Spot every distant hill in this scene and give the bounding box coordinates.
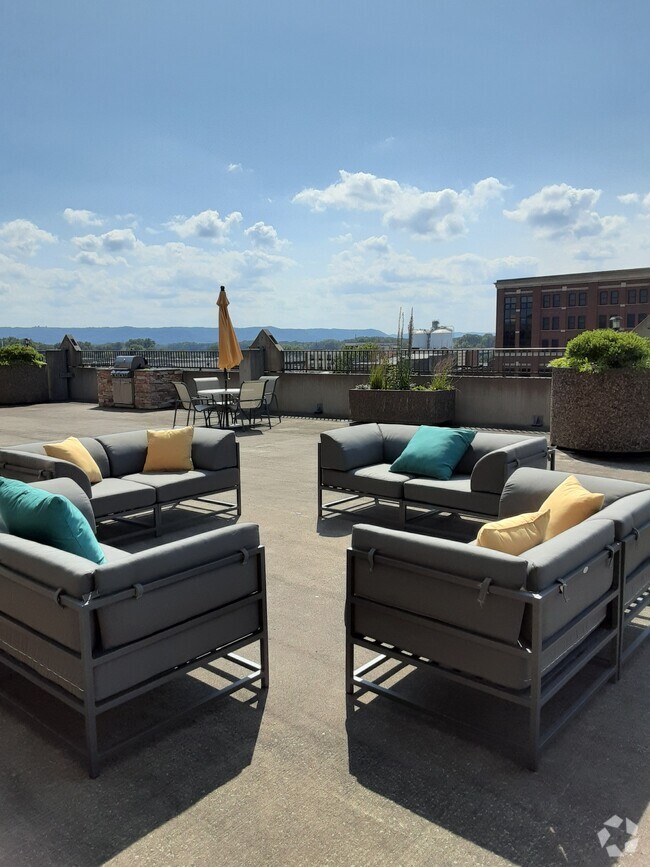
[0,325,390,346]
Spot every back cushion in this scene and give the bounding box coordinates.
[95,431,149,477]
[78,437,111,478]
[320,424,383,471]
[378,424,419,463]
[191,428,238,470]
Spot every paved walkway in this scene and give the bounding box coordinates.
[0,404,647,866]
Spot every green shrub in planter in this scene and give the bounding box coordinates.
[549,329,650,373]
[0,343,46,366]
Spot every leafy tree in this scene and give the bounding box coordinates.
[453,333,495,349]
[124,338,156,351]
[0,343,46,366]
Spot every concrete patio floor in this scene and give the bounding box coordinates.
[0,403,648,867]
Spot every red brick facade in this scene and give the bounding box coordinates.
[495,267,650,348]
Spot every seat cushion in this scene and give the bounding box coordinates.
[390,426,476,480]
[123,468,239,504]
[403,477,499,516]
[321,464,410,500]
[88,477,157,517]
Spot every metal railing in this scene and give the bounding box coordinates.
[81,349,219,368]
[283,347,564,376]
[81,346,564,376]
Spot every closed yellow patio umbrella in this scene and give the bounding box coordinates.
[217,285,243,387]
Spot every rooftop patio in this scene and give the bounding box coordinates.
[0,403,647,866]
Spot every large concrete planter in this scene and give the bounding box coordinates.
[349,388,455,425]
[0,364,48,405]
[550,368,650,452]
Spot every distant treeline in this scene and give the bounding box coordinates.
[0,333,495,352]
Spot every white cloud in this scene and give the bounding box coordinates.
[244,222,285,249]
[292,171,506,240]
[63,208,104,227]
[228,163,243,173]
[0,219,57,257]
[165,209,243,240]
[504,183,625,241]
[617,193,640,205]
[644,192,650,208]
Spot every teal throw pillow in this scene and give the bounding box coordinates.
[0,478,106,564]
[390,426,476,480]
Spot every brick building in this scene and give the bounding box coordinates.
[495,267,650,348]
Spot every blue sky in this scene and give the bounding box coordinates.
[1,1,649,334]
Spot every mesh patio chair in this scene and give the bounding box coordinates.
[233,380,271,429]
[172,381,218,428]
[260,375,281,423]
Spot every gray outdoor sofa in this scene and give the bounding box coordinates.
[0,477,268,776]
[346,467,650,768]
[0,427,241,535]
[319,424,551,524]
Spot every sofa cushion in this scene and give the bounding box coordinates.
[540,475,604,540]
[191,427,238,470]
[455,432,533,475]
[95,431,149,477]
[123,467,240,504]
[403,476,499,516]
[377,424,419,463]
[476,509,551,556]
[143,427,194,473]
[0,478,105,564]
[321,465,410,500]
[44,436,103,484]
[390,426,476,480]
[86,477,157,518]
[31,477,97,531]
[320,424,383,472]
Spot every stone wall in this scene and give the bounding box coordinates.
[97,369,182,409]
[0,365,49,405]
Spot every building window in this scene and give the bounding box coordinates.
[598,314,607,328]
[599,290,608,304]
[567,315,576,329]
[542,316,549,331]
[552,293,561,307]
[542,294,551,308]
[640,312,648,323]
[578,291,587,306]
[541,339,549,347]
[568,292,576,307]
[627,288,637,304]
[551,316,560,330]
[577,315,586,330]
[519,295,533,347]
[610,290,619,304]
[503,296,516,347]
[627,313,636,329]
[551,339,559,347]
[640,288,648,303]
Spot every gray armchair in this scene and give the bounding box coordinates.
[0,478,268,776]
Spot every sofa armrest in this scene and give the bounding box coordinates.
[93,522,263,649]
[320,424,383,472]
[470,438,548,496]
[0,449,92,497]
[350,523,528,591]
[191,427,239,470]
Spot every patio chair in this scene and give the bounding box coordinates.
[172,381,217,428]
[260,375,281,423]
[234,380,271,429]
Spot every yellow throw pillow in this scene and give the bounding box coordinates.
[43,436,103,484]
[539,475,604,540]
[476,509,551,556]
[143,427,194,473]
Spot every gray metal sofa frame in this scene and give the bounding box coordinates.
[0,480,268,777]
[319,424,552,526]
[0,428,241,536]
[346,467,650,769]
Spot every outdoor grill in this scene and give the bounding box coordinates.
[110,355,147,406]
